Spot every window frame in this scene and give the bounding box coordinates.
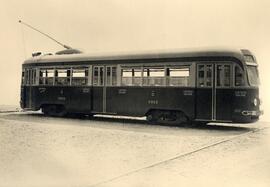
[215,63,232,88]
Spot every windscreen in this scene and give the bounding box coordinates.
[247,66,259,86]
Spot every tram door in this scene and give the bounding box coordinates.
[92,66,105,112]
[196,64,215,120]
[92,66,117,113]
[25,68,36,108]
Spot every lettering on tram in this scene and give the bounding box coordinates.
[20,48,262,125]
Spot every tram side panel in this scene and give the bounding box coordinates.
[106,87,195,119]
[216,88,233,121]
[33,86,67,111]
[66,86,92,113]
[195,88,213,120]
[32,86,92,114]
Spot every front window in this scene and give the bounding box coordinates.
[247,66,259,86]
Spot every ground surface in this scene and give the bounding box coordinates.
[0,109,269,187]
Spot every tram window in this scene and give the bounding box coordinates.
[235,66,244,86]
[112,67,117,86]
[39,70,45,85]
[216,65,222,87]
[25,71,28,85]
[143,68,164,86]
[121,68,134,86]
[122,69,132,77]
[169,67,189,77]
[21,70,25,85]
[46,69,54,85]
[39,69,54,85]
[55,69,71,85]
[72,68,88,86]
[198,65,205,87]
[197,65,212,87]
[167,67,189,86]
[224,65,231,86]
[25,69,29,85]
[93,67,99,86]
[132,68,142,86]
[216,65,231,87]
[100,67,104,86]
[39,69,48,85]
[106,67,111,86]
[206,65,212,86]
[93,66,104,86]
[32,70,36,85]
[122,69,133,86]
[106,67,117,86]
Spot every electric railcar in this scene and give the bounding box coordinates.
[20,48,262,125]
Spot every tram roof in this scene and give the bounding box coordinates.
[23,48,253,65]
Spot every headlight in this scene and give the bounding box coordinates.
[253,98,258,106]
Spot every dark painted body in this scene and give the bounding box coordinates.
[20,49,262,123]
[21,85,260,123]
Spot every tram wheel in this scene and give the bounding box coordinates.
[42,105,66,117]
[146,111,157,124]
[146,110,189,126]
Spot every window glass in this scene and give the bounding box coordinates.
[122,69,132,77]
[47,70,54,77]
[122,68,142,86]
[32,70,36,85]
[112,67,117,86]
[149,68,164,77]
[106,67,117,86]
[46,69,54,85]
[122,69,133,86]
[55,69,71,85]
[133,69,141,77]
[247,66,259,86]
[72,68,88,86]
[235,66,244,86]
[216,65,222,87]
[39,69,46,85]
[106,67,111,86]
[132,68,142,86]
[244,55,254,62]
[73,69,86,77]
[100,67,104,86]
[39,69,54,85]
[198,65,204,87]
[143,67,164,86]
[143,69,149,77]
[26,69,31,85]
[197,65,212,87]
[93,67,99,86]
[21,70,25,85]
[167,67,190,87]
[206,65,212,87]
[170,68,189,77]
[93,67,104,86]
[224,65,231,87]
[216,65,231,87]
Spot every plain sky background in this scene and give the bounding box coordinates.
[0,0,269,121]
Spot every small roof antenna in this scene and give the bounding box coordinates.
[18,20,82,54]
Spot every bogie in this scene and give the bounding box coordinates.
[146,110,189,126]
[42,105,66,117]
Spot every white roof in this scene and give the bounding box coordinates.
[23,47,251,64]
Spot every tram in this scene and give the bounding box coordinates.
[20,48,262,125]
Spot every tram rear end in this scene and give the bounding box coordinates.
[232,52,262,123]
